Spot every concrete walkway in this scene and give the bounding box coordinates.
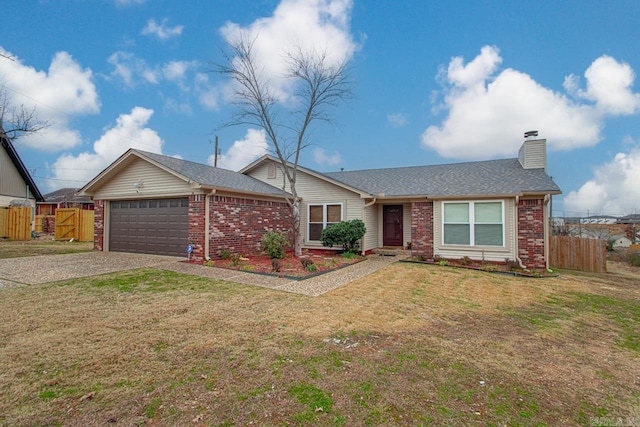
[0,252,408,296]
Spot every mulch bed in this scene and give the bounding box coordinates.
[401,257,556,277]
[203,251,364,279]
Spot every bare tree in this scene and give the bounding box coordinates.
[215,38,352,256]
[0,84,49,141]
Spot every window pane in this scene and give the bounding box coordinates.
[444,224,470,245]
[475,224,503,246]
[475,202,502,223]
[309,223,323,240]
[327,205,341,223]
[444,203,469,222]
[309,205,323,222]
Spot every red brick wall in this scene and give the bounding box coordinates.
[411,201,434,258]
[518,198,546,270]
[188,194,206,261]
[207,195,293,260]
[93,200,105,251]
[42,215,56,234]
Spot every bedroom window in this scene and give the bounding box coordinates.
[443,201,504,246]
[308,203,342,241]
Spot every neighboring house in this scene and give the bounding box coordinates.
[612,235,633,248]
[0,132,44,210]
[81,134,561,269]
[37,188,94,216]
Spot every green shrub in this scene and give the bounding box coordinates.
[320,219,366,253]
[630,252,640,267]
[262,231,288,260]
[219,249,231,260]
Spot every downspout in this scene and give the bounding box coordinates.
[514,196,526,269]
[543,194,551,271]
[361,197,377,256]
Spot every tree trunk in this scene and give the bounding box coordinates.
[292,199,302,257]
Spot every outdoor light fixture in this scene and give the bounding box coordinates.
[133,180,144,193]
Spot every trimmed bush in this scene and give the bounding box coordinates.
[320,219,366,253]
[262,231,288,260]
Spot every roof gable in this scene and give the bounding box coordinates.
[81,149,289,198]
[240,154,371,198]
[0,133,44,202]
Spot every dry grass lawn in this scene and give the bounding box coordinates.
[0,249,639,425]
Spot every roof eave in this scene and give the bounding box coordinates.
[1,135,44,202]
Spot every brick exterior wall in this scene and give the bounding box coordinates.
[188,194,206,261]
[517,198,546,270]
[42,215,56,234]
[93,200,105,251]
[208,196,292,259]
[410,201,434,258]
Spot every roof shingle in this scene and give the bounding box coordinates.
[135,150,289,197]
[322,158,561,197]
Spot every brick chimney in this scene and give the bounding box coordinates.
[518,130,547,170]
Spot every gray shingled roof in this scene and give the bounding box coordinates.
[323,158,561,198]
[135,150,289,197]
[42,188,93,203]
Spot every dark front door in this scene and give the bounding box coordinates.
[383,205,403,247]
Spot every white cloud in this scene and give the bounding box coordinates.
[108,51,158,87]
[387,113,407,128]
[195,73,219,110]
[209,128,268,171]
[47,107,163,189]
[313,147,341,166]
[422,46,640,159]
[565,55,640,115]
[108,52,198,92]
[220,0,358,102]
[141,18,184,40]
[563,146,640,215]
[0,48,100,151]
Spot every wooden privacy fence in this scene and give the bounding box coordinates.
[0,206,33,240]
[54,208,94,242]
[550,235,606,273]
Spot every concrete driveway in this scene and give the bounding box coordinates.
[0,251,408,296]
[0,252,182,289]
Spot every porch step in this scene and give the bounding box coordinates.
[372,248,410,257]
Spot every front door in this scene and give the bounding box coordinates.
[383,205,403,247]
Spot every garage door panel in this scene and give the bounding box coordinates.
[109,198,188,256]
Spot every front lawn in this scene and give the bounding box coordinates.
[0,237,93,258]
[0,262,638,426]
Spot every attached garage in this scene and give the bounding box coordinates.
[80,149,293,261]
[109,198,188,256]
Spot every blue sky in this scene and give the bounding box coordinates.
[2,0,640,217]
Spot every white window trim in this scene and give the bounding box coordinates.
[307,202,344,242]
[441,200,505,247]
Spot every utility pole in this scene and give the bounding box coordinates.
[214,135,219,167]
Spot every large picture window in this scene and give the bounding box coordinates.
[308,203,342,241]
[443,201,503,246]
